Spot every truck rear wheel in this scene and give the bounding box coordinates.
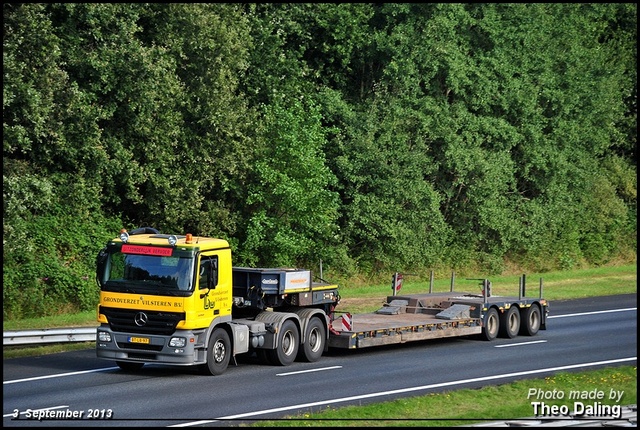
[480,307,500,341]
[267,319,299,366]
[201,328,231,375]
[297,317,325,362]
[499,306,520,338]
[519,304,541,336]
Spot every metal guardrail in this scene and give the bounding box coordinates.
[3,328,97,346]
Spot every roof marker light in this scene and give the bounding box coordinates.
[168,235,178,246]
[185,233,193,244]
[119,229,129,243]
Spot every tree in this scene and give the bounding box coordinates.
[238,98,341,268]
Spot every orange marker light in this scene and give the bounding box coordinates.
[185,233,193,244]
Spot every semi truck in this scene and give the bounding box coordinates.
[95,227,548,375]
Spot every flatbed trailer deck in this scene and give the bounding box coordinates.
[328,279,548,349]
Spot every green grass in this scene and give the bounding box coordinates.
[248,366,637,427]
[3,310,98,331]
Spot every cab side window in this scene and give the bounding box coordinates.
[199,256,219,290]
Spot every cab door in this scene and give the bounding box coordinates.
[195,251,232,322]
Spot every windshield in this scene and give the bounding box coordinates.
[101,251,195,295]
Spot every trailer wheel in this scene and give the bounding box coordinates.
[519,304,541,336]
[116,361,144,371]
[267,319,299,366]
[297,317,326,363]
[499,306,520,339]
[201,328,231,375]
[481,307,500,341]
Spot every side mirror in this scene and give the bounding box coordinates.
[211,258,218,288]
[95,248,108,285]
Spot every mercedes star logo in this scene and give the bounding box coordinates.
[134,312,148,326]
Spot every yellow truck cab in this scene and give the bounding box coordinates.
[96,227,339,375]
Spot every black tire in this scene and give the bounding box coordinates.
[116,361,144,371]
[297,317,326,363]
[480,307,500,341]
[499,306,520,339]
[266,319,299,366]
[201,328,231,376]
[519,304,542,336]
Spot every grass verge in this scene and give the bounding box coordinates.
[247,366,637,427]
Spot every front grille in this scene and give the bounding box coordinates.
[100,306,185,335]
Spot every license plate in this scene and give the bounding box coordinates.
[128,336,150,344]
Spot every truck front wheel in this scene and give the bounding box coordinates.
[297,317,326,362]
[202,328,231,376]
[267,319,299,366]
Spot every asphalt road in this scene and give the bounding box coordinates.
[3,294,637,427]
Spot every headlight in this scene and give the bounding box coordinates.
[98,331,112,342]
[169,337,186,348]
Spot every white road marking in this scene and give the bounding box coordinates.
[3,367,119,385]
[277,366,342,376]
[494,340,548,348]
[548,307,636,318]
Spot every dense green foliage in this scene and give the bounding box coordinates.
[3,3,636,319]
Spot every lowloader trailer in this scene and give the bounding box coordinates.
[328,274,548,349]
